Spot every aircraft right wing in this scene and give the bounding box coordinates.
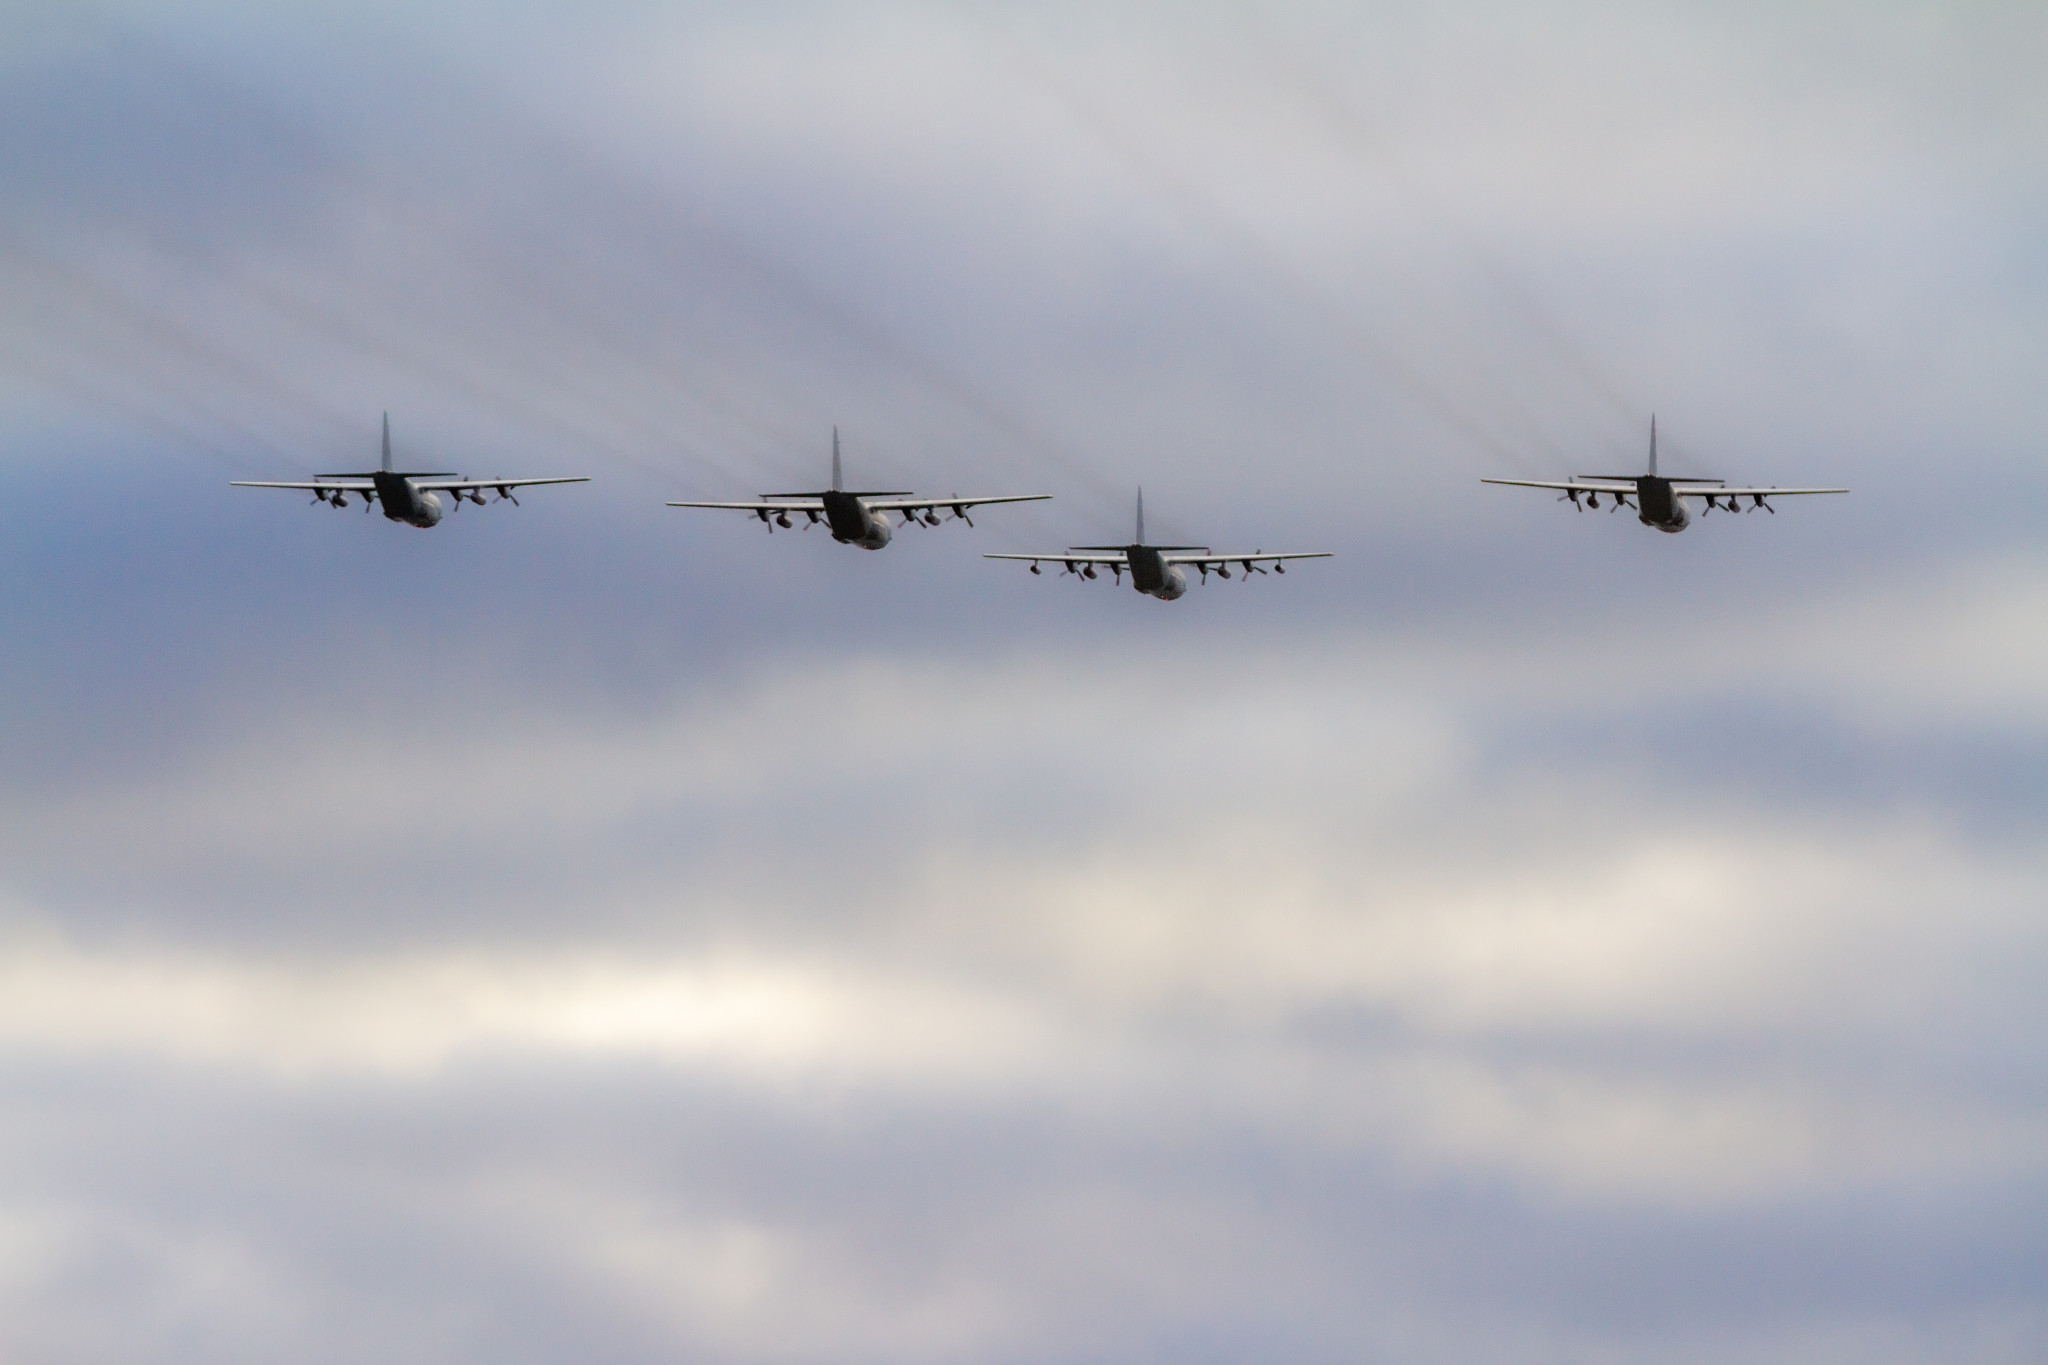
[1159,550,1333,578]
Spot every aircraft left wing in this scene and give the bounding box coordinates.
[666,498,825,510]
[1480,478,1634,494]
[985,550,1130,568]
[229,479,377,490]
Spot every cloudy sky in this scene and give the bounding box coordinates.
[2,2,2045,1360]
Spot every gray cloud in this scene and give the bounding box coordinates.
[1,2,2045,1360]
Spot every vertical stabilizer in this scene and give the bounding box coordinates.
[831,426,841,491]
[382,412,393,472]
[1136,487,1146,544]
[1649,414,1658,476]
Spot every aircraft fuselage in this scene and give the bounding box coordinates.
[1126,545,1188,600]
[821,490,892,550]
[370,471,445,528]
[1633,474,1690,534]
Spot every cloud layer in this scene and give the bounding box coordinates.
[2,3,2046,1361]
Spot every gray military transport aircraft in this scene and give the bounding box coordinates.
[231,414,589,528]
[1482,418,1847,533]
[986,489,1331,600]
[667,428,1048,549]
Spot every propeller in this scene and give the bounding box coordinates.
[950,504,974,527]
[1197,564,1211,582]
[495,485,519,506]
[1562,489,1583,511]
[1752,494,1773,513]
[1244,559,1267,578]
[363,490,375,512]
[1110,563,1124,583]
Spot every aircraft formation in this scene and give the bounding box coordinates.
[232,413,1847,599]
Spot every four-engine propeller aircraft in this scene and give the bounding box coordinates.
[231,414,590,528]
[986,489,1331,600]
[667,428,1049,550]
[1482,418,1847,533]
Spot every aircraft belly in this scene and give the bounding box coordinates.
[1128,549,1166,594]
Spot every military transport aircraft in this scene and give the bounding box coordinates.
[667,428,1048,550]
[232,414,589,527]
[986,489,1331,600]
[1482,418,1847,533]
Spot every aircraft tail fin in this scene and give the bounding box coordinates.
[382,412,392,473]
[1649,414,1657,477]
[1136,486,1146,544]
[831,426,841,492]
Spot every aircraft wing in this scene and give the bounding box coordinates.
[230,479,377,490]
[985,551,1131,572]
[860,494,1051,517]
[666,498,825,511]
[1480,478,1636,493]
[1160,550,1332,578]
[408,477,590,492]
[1480,478,1847,497]
[231,477,588,492]
[1675,484,1848,498]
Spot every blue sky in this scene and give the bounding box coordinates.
[2,3,2045,1361]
